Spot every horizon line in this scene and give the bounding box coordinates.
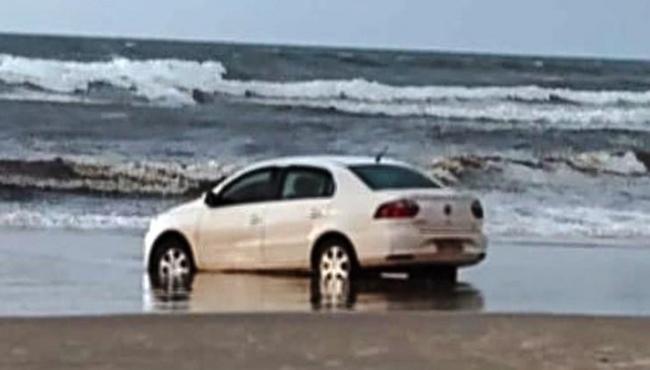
[1,29,649,63]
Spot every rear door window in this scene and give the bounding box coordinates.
[349,164,440,190]
[281,167,334,199]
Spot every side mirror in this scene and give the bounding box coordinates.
[204,191,221,207]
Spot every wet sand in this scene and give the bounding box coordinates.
[2,228,650,316]
[2,312,650,370]
[2,228,650,369]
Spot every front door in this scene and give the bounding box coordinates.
[197,167,280,270]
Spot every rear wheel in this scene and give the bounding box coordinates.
[313,239,358,308]
[314,240,357,280]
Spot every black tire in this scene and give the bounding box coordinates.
[312,238,358,310]
[313,238,358,280]
[148,237,196,290]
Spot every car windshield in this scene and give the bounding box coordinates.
[349,164,440,190]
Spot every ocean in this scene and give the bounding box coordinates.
[0,33,649,240]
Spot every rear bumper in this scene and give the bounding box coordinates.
[381,248,486,268]
[355,222,487,269]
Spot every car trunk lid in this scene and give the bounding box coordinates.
[376,189,483,233]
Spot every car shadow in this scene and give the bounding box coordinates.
[144,271,484,313]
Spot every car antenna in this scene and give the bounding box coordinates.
[375,146,389,163]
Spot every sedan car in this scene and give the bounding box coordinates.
[144,156,487,285]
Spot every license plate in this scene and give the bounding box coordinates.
[436,241,462,254]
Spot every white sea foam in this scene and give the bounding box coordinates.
[0,208,148,230]
[257,98,650,127]
[487,199,650,239]
[240,81,650,106]
[564,151,647,176]
[0,89,109,105]
[0,54,227,105]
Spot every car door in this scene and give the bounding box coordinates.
[262,166,335,269]
[197,167,280,270]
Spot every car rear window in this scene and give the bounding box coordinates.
[349,164,440,190]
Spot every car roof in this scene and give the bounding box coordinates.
[246,155,408,170]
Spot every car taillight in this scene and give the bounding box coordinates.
[374,199,420,219]
[471,200,484,219]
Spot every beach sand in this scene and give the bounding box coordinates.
[1,312,650,370]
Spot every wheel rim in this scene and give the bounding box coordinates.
[320,245,351,280]
[158,247,191,281]
[317,244,353,308]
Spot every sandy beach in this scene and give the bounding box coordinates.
[1,312,650,370]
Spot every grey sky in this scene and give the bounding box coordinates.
[1,0,649,59]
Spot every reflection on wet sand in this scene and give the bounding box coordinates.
[144,272,484,313]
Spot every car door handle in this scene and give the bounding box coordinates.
[250,214,262,226]
[309,208,323,219]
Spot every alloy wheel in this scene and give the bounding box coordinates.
[158,247,191,282]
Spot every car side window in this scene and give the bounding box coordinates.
[281,167,334,200]
[219,168,279,205]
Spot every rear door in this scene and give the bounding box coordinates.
[197,167,280,270]
[262,166,335,269]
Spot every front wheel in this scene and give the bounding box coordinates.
[149,239,195,289]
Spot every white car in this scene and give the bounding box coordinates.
[144,156,486,285]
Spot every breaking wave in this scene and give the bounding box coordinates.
[428,150,650,198]
[1,54,650,125]
[428,150,650,240]
[0,156,235,196]
[430,150,650,185]
[0,54,227,105]
[0,152,648,239]
[1,150,648,198]
[259,99,650,127]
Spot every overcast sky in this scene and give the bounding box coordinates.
[1,0,649,59]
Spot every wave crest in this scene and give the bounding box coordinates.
[0,54,227,105]
[1,150,647,197]
[0,157,234,196]
[430,150,649,185]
